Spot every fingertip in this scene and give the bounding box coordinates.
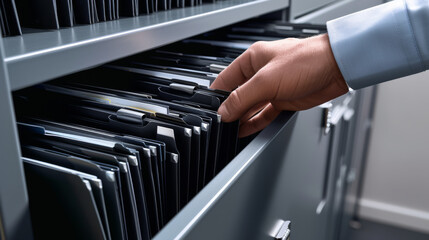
[210,77,222,90]
[217,103,231,122]
[211,69,231,91]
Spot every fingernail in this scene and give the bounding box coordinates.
[218,103,229,121]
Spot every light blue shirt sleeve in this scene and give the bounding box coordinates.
[327,0,429,89]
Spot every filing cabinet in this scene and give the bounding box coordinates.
[0,0,381,240]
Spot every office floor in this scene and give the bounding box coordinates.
[347,220,429,240]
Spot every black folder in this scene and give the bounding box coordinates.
[15,0,59,29]
[22,145,114,240]
[73,0,92,24]
[139,0,149,14]
[0,0,21,36]
[56,0,74,27]
[23,157,107,240]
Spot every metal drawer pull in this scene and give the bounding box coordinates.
[318,94,356,135]
[274,220,291,240]
[318,102,333,134]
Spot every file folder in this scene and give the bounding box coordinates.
[23,157,107,240]
[22,145,113,240]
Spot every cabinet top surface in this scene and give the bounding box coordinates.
[3,0,288,91]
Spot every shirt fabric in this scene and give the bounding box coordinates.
[327,0,429,89]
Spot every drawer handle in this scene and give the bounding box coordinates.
[274,220,291,240]
[319,102,333,135]
[319,98,355,135]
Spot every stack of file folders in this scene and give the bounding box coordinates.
[3,0,209,36]
[14,20,325,240]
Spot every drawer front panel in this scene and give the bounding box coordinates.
[154,112,297,240]
[184,113,298,240]
[263,107,334,240]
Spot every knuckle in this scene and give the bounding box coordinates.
[286,37,299,42]
[245,41,270,76]
[279,37,299,46]
[249,41,268,52]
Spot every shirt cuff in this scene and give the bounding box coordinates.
[327,0,424,89]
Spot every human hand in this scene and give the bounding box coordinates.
[210,34,349,137]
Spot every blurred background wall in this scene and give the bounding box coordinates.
[358,71,429,233]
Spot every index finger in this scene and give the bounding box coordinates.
[210,43,266,91]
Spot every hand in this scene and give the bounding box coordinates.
[210,34,349,138]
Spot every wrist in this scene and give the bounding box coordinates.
[322,34,349,94]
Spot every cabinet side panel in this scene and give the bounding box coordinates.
[0,39,34,240]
